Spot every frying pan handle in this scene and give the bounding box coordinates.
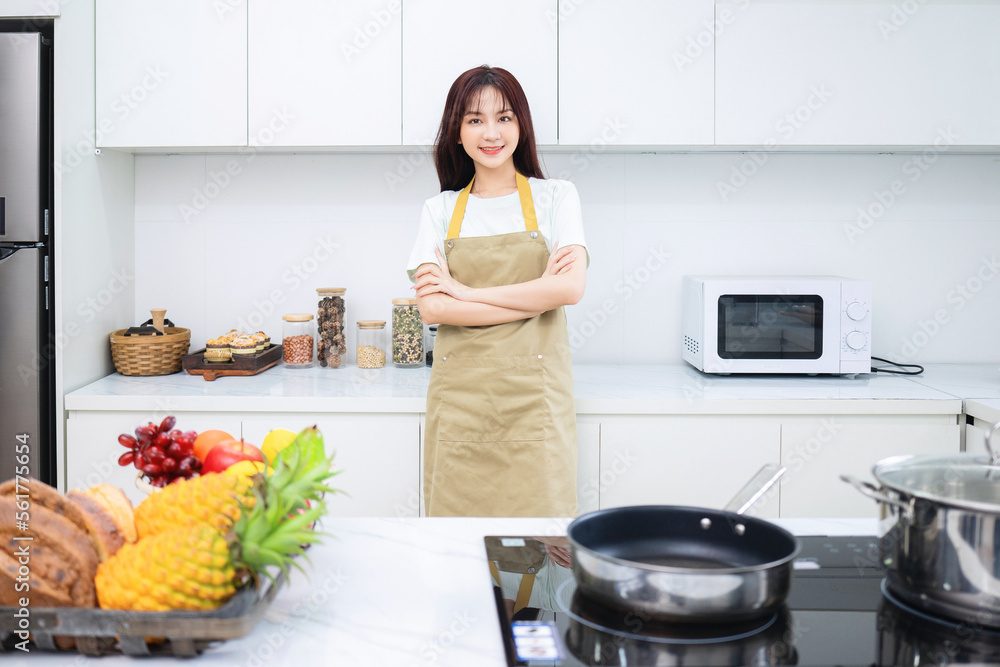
[840,474,914,521]
[723,463,786,515]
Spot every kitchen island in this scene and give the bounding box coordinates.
[7,516,877,667]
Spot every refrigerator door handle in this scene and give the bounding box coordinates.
[1,196,5,236]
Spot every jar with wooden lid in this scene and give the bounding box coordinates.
[356,320,386,369]
[391,298,424,368]
[281,313,314,368]
[316,287,347,369]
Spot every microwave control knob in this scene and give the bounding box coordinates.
[845,330,867,350]
[845,301,868,321]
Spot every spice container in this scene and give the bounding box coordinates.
[317,288,347,369]
[392,298,424,368]
[425,325,437,367]
[356,320,386,369]
[281,313,315,368]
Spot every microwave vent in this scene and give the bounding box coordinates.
[683,335,699,355]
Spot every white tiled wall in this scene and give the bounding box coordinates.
[134,151,1000,365]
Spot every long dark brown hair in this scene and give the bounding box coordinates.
[433,65,544,192]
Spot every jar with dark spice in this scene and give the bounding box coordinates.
[281,313,315,368]
[316,287,347,369]
[391,298,424,368]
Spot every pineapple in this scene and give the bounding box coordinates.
[96,427,336,612]
[134,471,256,539]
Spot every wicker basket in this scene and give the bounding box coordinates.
[110,309,191,376]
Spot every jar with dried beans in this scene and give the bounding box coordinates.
[316,287,347,369]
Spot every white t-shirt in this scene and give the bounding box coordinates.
[406,177,587,281]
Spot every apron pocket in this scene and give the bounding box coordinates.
[437,354,547,443]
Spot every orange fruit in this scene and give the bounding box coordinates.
[192,429,234,462]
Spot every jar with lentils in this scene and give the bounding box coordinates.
[356,320,386,368]
[281,313,315,368]
[316,287,346,369]
[391,298,424,368]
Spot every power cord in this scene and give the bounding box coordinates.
[870,356,924,375]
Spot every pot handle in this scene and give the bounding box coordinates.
[985,421,1000,466]
[723,463,786,515]
[840,474,914,521]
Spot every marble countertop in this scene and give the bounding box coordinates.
[64,363,979,416]
[7,516,877,667]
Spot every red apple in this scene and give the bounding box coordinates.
[201,438,265,474]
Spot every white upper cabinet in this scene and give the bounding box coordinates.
[400,0,558,146]
[248,1,402,146]
[95,0,248,148]
[716,3,1000,146]
[559,0,715,146]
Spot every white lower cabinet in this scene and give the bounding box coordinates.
[779,416,960,518]
[241,413,420,518]
[597,417,781,518]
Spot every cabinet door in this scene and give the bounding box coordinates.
[401,0,557,145]
[780,417,960,518]
[576,420,601,515]
[559,0,714,146]
[248,0,401,146]
[65,412,242,506]
[95,0,247,148]
[241,414,420,517]
[599,417,781,518]
[716,3,1000,146]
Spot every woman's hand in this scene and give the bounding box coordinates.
[413,247,473,301]
[543,245,576,278]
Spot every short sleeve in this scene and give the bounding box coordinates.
[406,198,447,282]
[547,180,589,265]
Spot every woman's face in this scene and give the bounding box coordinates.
[458,87,519,173]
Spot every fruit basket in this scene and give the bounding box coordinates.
[0,570,284,657]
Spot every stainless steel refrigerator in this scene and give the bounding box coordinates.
[0,20,55,485]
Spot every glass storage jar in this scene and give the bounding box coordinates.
[392,298,424,368]
[316,287,347,369]
[356,320,386,368]
[281,313,315,368]
[425,325,437,367]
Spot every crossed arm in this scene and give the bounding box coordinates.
[413,245,587,326]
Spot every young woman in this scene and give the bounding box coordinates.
[407,65,588,517]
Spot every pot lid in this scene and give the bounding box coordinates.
[873,453,1000,513]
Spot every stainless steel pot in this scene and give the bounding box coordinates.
[567,465,798,623]
[842,423,1000,628]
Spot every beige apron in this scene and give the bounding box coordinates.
[423,173,578,517]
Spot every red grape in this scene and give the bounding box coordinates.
[159,415,177,433]
[161,457,178,473]
[166,442,184,459]
[150,475,169,488]
[141,463,162,477]
[146,446,165,464]
[135,423,156,443]
[153,431,170,448]
[118,433,137,449]
[118,451,135,466]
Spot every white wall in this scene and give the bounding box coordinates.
[134,150,1000,366]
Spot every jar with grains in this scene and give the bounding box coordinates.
[356,320,386,369]
[316,287,347,369]
[281,313,315,368]
[391,298,424,368]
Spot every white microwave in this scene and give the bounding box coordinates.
[682,275,872,375]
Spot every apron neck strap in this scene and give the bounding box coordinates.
[446,172,538,240]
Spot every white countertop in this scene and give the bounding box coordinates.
[7,516,876,667]
[65,363,973,415]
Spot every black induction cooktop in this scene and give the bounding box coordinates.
[484,535,1000,666]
